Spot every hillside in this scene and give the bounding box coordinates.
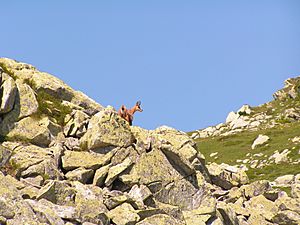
[0,58,300,225]
[190,77,300,183]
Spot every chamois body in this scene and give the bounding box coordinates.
[118,101,143,125]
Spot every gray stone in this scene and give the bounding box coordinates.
[65,167,94,183]
[62,149,115,171]
[0,74,17,114]
[251,134,270,149]
[108,203,140,225]
[80,107,135,150]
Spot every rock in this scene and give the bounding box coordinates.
[241,180,272,199]
[274,174,295,187]
[245,195,278,221]
[15,79,39,119]
[103,190,130,210]
[238,104,252,115]
[37,180,76,205]
[93,165,110,187]
[251,134,270,149]
[210,152,218,158]
[291,136,300,143]
[63,137,81,151]
[73,182,109,224]
[0,144,12,167]
[62,149,116,171]
[217,201,239,225]
[65,167,94,183]
[1,116,61,147]
[207,163,249,190]
[247,212,274,225]
[136,214,181,225]
[7,143,63,179]
[0,58,103,115]
[21,175,44,187]
[34,199,76,220]
[0,73,17,114]
[269,149,290,164]
[230,117,250,130]
[64,110,89,138]
[273,77,300,100]
[154,126,198,163]
[119,147,211,212]
[291,183,300,198]
[272,210,300,225]
[284,108,300,120]
[25,199,65,225]
[276,196,300,214]
[105,157,133,186]
[80,107,135,150]
[107,203,140,225]
[226,111,239,124]
[0,175,39,224]
[128,184,152,205]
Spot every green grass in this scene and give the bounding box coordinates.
[195,121,300,182]
[35,89,72,126]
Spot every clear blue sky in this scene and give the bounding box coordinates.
[1,1,300,131]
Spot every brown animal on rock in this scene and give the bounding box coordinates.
[118,101,143,125]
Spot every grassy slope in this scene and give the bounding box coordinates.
[193,98,300,182]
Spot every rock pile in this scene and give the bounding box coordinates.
[1,58,300,225]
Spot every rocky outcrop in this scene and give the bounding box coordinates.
[1,58,300,225]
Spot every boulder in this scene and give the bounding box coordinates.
[241,180,272,199]
[107,203,140,225]
[93,165,110,187]
[73,182,109,224]
[65,167,94,183]
[105,157,133,186]
[136,214,182,225]
[238,104,252,115]
[291,183,300,198]
[72,182,109,225]
[62,149,116,171]
[128,184,152,206]
[64,110,89,138]
[0,73,17,114]
[6,143,63,179]
[37,180,76,206]
[207,163,249,190]
[245,195,278,221]
[0,175,39,224]
[0,58,103,115]
[0,144,12,167]
[269,149,290,164]
[275,195,300,213]
[15,79,39,119]
[25,199,65,225]
[80,107,135,150]
[230,117,249,130]
[226,111,239,124]
[1,116,61,146]
[251,134,270,149]
[274,174,295,187]
[272,210,300,225]
[217,201,239,225]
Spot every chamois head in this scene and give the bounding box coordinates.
[135,101,143,112]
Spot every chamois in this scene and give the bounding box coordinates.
[118,101,143,125]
